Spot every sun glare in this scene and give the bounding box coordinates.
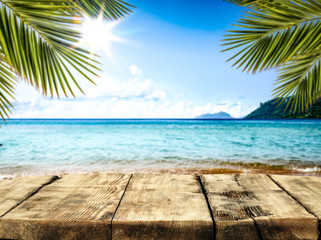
[79,17,122,57]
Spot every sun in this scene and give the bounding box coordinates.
[78,16,122,57]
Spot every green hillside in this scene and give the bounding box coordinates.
[244,98,321,119]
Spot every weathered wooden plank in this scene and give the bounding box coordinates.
[0,173,131,240]
[0,175,57,217]
[201,174,260,240]
[112,174,214,240]
[270,175,321,219]
[201,174,318,240]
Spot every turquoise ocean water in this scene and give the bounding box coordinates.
[0,119,321,178]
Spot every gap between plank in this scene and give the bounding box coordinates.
[110,174,133,240]
[267,174,321,240]
[247,208,264,240]
[0,175,59,218]
[198,175,216,240]
[233,174,264,240]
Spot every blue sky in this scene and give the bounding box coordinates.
[13,0,276,118]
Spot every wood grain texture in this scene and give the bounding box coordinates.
[201,174,318,240]
[0,175,57,217]
[112,174,214,240]
[270,175,321,219]
[0,173,131,240]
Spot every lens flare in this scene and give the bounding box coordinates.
[78,16,122,58]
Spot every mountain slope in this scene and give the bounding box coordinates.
[245,98,321,119]
[195,111,234,119]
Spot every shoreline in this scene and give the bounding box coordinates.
[1,165,321,180]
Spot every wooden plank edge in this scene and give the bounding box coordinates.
[215,219,261,240]
[112,219,214,240]
[268,174,320,240]
[255,216,319,240]
[0,175,59,218]
[0,218,110,240]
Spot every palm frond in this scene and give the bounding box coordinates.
[75,0,134,19]
[0,1,98,96]
[224,0,288,8]
[224,0,321,110]
[0,0,133,119]
[274,54,321,112]
[0,50,16,119]
[223,0,321,72]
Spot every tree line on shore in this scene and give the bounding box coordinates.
[245,98,321,119]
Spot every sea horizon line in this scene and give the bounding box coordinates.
[2,118,321,121]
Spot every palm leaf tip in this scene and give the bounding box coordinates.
[76,0,135,20]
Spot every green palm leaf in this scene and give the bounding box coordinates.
[0,0,133,119]
[225,0,288,8]
[0,48,16,119]
[75,0,134,19]
[274,54,321,112]
[224,0,321,111]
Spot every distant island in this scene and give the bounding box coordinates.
[195,111,234,119]
[245,98,321,119]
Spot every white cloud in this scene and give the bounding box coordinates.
[146,90,166,100]
[11,67,251,119]
[129,64,139,76]
[12,98,247,119]
[83,76,168,103]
